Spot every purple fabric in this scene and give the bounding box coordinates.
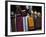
[16,15,23,32]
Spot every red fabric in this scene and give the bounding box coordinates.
[16,16,23,32]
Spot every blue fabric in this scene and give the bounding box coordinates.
[23,16,28,31]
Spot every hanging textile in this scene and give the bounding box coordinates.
[23,16,28,31]
[28,16,34,31]
[16,15,23,32]
[34,16,41,30]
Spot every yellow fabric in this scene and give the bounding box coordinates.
[28,16,34,29]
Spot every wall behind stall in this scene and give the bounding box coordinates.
[0,0,46,37]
